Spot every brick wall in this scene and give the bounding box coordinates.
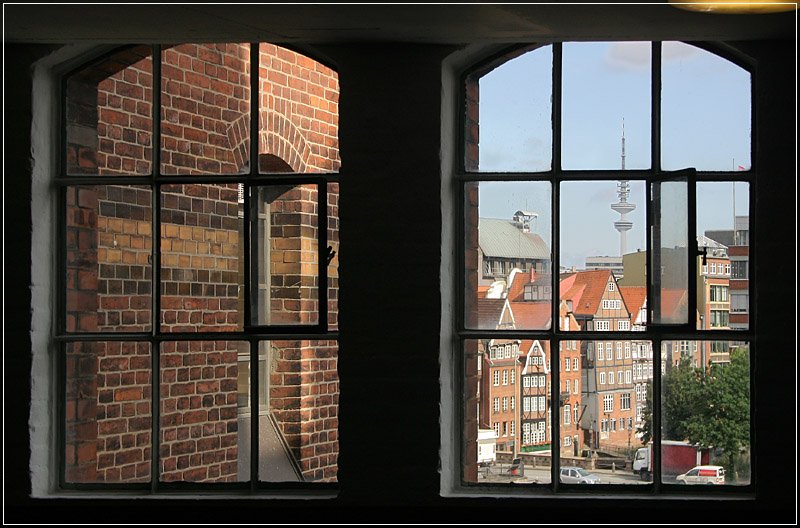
[64,43,340,484]
[159,340,238,482]
[258,43,340,173]
[462,74,481,483]
[95,341,152,482]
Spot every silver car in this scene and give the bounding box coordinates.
[560,466,601,484]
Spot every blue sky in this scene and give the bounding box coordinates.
[477,42,751,269]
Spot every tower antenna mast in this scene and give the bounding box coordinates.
[612,118,635,257]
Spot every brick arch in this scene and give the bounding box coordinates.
[258,109,311,173]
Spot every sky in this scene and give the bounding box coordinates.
[477,41,751,269]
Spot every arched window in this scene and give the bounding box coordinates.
[57,42,340,489]
[459,42,754,492]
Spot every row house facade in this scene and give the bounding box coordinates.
[562,270,637,454]
[619,286,653,435]
[481,339,521,452]
[519,340,551,452]
[558,301,583,456]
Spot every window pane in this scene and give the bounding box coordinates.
[65,341,152,483]
[464,339,551,484]
[560,181,646,328]
[258,44,340,174]
[66,46,153,176]
[327,183,340,331]
[698,182,750,330]
[160,184,243,332]
[251,185,320,326]
[65,185,153,332]
[571,339,652,484]
[465,181,552,330]
[562,42,651,170]
[651,180,688,324]
[467,45,552,172]
[259,340,339,482]
[661,42,751,171]
[159,340,246,482]
[161,43,251,175]
[660,341,751,486]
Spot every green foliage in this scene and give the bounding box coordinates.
[661,344,751,480]
[662,357,705,441]
[636,380,653,445]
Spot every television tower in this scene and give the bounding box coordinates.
[611,119,635,257]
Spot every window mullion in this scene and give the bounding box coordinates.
[550,42,564,491]
[150,43,162,493]
[319,182,329,331]
[687,172,698,332]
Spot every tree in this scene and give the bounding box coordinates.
[636,380,653,445]
[681,346,751,480]
[662,355,705,441]
[659,345,751,481]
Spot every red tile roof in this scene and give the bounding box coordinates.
[509,301,551,329]
[475,297,508,329]
[619,286,647,324]
[560,269,614,316]
[506,269,531,302]
[661,288,689,321]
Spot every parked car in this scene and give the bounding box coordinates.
[559,466,601,484]
[675,465,726,485]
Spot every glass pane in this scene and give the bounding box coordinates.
[65,341,152,483]
[260,340,339,483]
[251,185,320,326]
[160,184,243,332]
[65,185,152,332]
[327,183,340,331]
[559,181,647,330]
[464,339,551,484]
[651,180,688,325]
[66,46,153,176]
[161,43,251,175]
[258,44,340,173]
[562,42,651,170]
[661,42,751,171]
[660,341,751,486]
[235,344,267,482]
[573,339,653,485]
[698,182,750,330]
[159,340,246,482]
[468,45,552,172]
[465,181,552,330]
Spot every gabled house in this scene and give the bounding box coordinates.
[561,270,636,454]
[519,339,550,452]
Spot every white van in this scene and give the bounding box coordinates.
[675,465,726,485]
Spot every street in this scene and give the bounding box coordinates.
[479,461,647,485]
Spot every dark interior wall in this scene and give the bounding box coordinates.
[3,37,796,523]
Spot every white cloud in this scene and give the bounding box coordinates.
[662,41,700,62]
[603,42,651,72]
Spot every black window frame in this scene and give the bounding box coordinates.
[54,42,340,493]
[454,40,756,496]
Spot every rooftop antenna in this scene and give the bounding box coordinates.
[611,118,635,257]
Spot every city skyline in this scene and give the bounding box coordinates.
[477,41,751,269]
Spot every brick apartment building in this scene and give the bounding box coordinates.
[618,286,653,436]
[561,270,636,453]
[481,340,521,452]
[706,215,750,330]
[64,43,340,483]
